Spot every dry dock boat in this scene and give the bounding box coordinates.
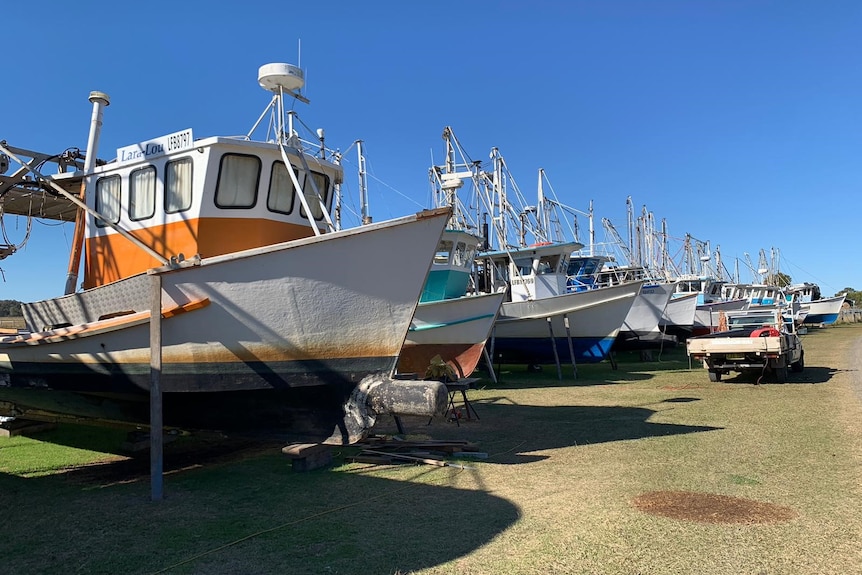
[396,229,505,379]
[785,283,846,326]
[0,63,450,443]
[482,242,642,365]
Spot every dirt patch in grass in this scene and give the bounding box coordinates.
[632,490,798,524]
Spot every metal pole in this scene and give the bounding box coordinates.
[563,314,577,379]
[482,347,498,384]
[357,140,371,225]
[150,273,164,502]
[64,91,110,296]
[547,317,562,380]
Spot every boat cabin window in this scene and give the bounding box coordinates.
[453,241,469,267]
[567,257,599,277]
[299,171,331,221]
[677,280,699,294]
[494,260,510,282]
[129,166,156,221]
[513,258,533,276]
[537,254,563,275]
[433,240,453,265]
[267,161,298,214]
[95,175,121,228]
[463,244,477,269]
[165,157,193,213]
[215,154,261,208]
[567,259,584,276]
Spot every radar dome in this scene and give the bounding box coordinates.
[258,63,305,93]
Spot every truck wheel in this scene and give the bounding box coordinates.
[791,351,804,373]
[774,366,788,383]
[708,370,721,382]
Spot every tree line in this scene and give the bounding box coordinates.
[0,300,23,316]
[840,288,861,308]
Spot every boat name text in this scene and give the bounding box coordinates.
[117,128,194,164]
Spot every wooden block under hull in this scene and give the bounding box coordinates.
[282,442,332,472]
[0,418,56,437]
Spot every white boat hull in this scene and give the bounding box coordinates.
[799,294,846,325]
[659,292,698,339]
[397,291,505,379]
[619,282,675,338]
[0,209,452,440]
[489,281,642,364]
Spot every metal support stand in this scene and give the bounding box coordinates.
[488,327,502,384]
[482,347,498,384]
[547,317,562,381]
[149,273,164,502]
[563,313,577,379]
[608,350,618,370]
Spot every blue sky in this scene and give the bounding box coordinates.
[1,0,860,302]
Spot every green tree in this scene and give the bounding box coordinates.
[838,288,861,308]
[0,300,23,316]
[766,272,792,287]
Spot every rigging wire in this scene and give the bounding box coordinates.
[0,203,33,260]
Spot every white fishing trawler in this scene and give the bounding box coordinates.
[396,228,505,380]
[567,254,676,347]
[785,283,846,326]
[0,63,451,443]
[420,128,641,367]
[482,241,642,364]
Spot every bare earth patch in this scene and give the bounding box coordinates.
[633,490,798,524]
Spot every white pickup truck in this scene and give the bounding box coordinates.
[686,309,804,383]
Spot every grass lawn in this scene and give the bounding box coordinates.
[1,323,861,574]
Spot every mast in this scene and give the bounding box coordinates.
[357,140,371,225]
[645,209,655,272]
[715,245,723,281]
[536,168,546,241]
[660,218,669,279]
[490,147,506,249]
[257,63,334,236]
[626,196,634,264]
[757,249,769,284]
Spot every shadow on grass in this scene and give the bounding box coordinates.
[711,365,837,386]
[0,426,519,574]
[0,398,719,574]
[0,450,520,575]
[419,401,721,464]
